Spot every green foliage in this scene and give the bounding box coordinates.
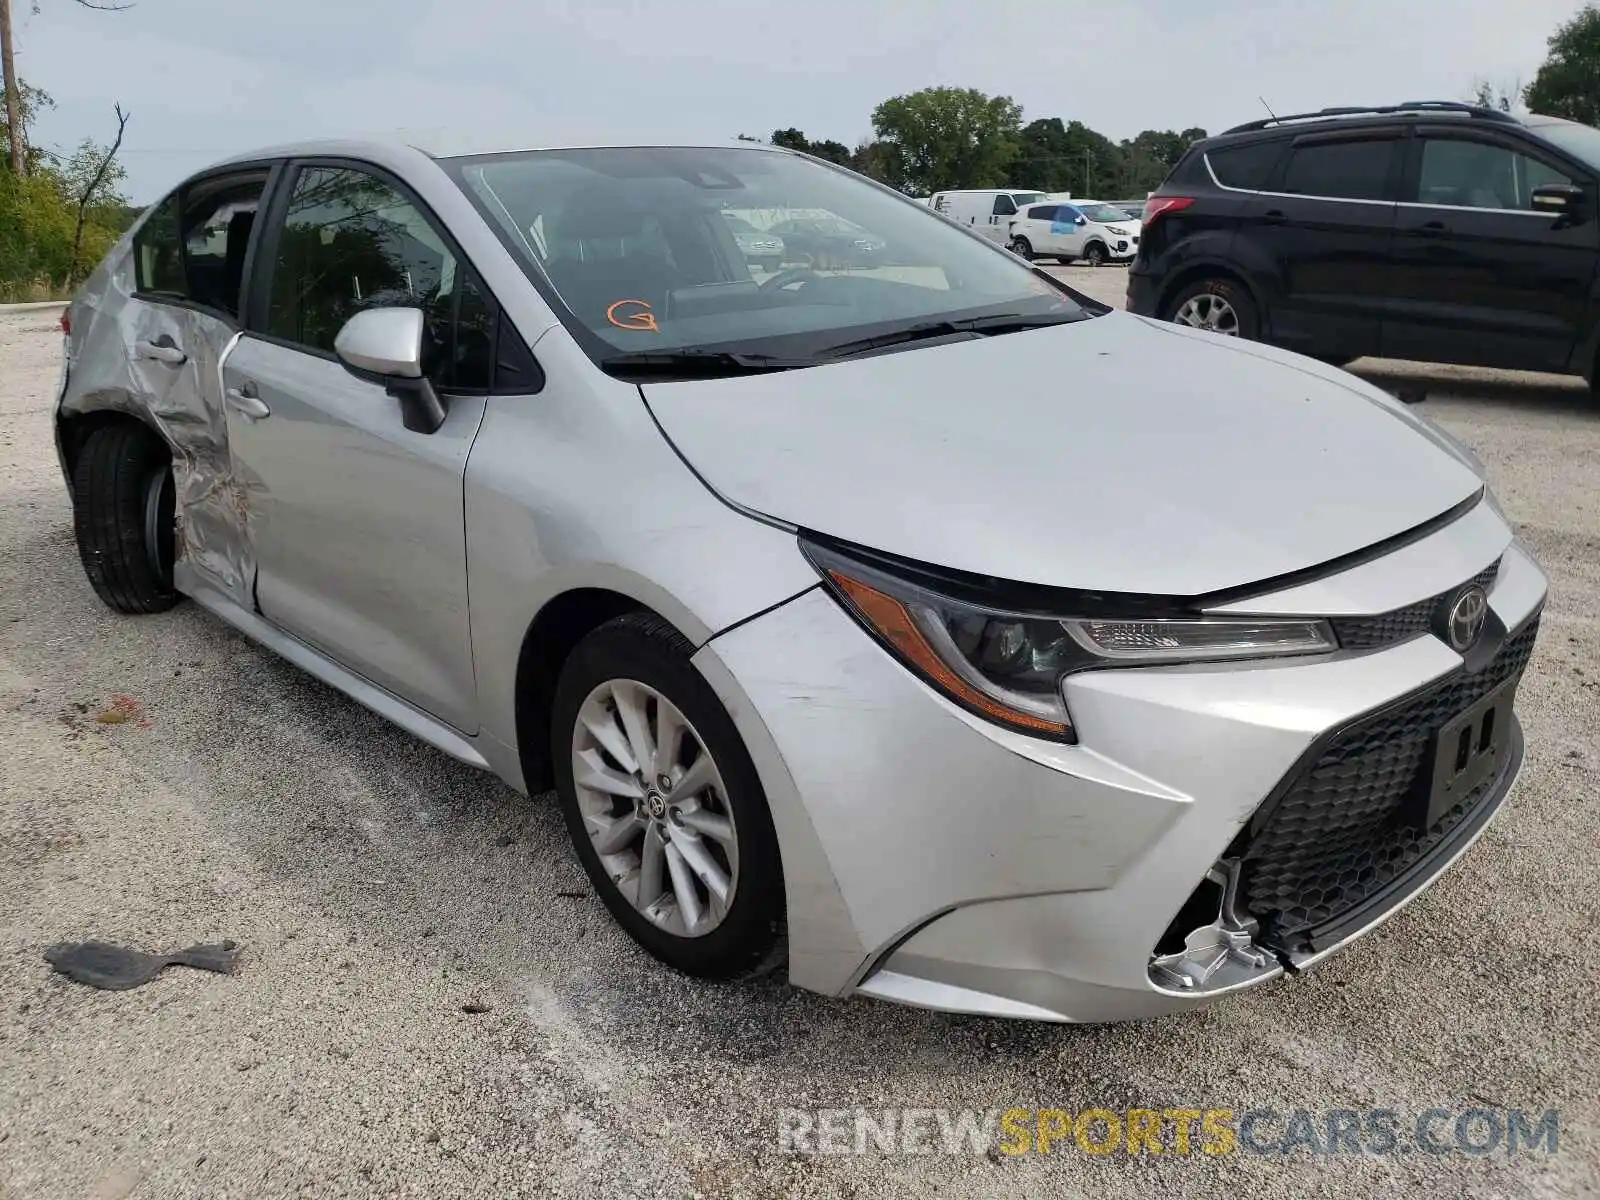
[0,80,129,297]
[871,87,1024,193]
[1525,4,1600,125]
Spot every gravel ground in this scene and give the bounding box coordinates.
[1,274,1597,1199]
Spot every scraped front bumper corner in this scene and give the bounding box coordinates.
[699,533,1547,1023]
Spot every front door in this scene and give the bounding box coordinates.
[223,162,495,733]
[1250,131,1404,360]
[1383,130,1600,371]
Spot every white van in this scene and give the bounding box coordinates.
[928,188,1049,244]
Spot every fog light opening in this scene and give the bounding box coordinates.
[1148,858,1278,994]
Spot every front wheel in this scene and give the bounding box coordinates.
[1163,278,1260,340]
[551,613,786,980]
[1083,242,1108,267]
[1009,237,1033,260]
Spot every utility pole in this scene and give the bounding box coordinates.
[1083,149,1090,196]
[1,0,23,176]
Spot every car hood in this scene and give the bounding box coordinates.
[641,312,1484,596]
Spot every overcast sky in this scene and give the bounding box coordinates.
[12,0,1587,201]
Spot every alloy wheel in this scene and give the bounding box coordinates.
[1172,293,1241,336]
[571,678,739,938]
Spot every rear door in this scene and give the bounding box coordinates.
[1248,130,1404,359]
[123,166,276,605]
[223,160,503,732]
[1384,128,1600,370]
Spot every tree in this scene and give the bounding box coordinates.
[1116,128,1207,196]
[870,87,1023,194]
[65,102,128,284]
[2,0,132,175]
[1014,117,1121,194]
[1525,4,1600,125]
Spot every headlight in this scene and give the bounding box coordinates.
[803,539,1337,743]
[1106,226,1129,236]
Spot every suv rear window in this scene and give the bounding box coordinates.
[1206,141,1286,190]
[1280,139,1396,201]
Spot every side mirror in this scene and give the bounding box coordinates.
[1530,183,1587,220]
[1075,215,1087,226]
[333,307,446,434]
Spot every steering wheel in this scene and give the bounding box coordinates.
[758,267,821,293]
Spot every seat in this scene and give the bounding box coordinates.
[543,194,687,328]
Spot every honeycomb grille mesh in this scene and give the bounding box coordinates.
[1331,560,1501,651]
[1240,616,1539,936]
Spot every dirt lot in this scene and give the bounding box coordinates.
[2,276,1597,1199]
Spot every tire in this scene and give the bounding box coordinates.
[1009,237,1033,260]
[71,422,180,614]
[1162,277,1260,340]
[1084,242,1107,267]
[551,612,786,980]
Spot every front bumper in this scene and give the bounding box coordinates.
[695,510,1548,1021]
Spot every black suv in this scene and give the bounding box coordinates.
[1127,101,1600,384]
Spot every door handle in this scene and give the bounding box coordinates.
[134,339,187,365]
[225,383,271,421]
[1417,220,1449,237]
[1261,209,1286,224]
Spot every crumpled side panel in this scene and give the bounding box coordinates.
[61,244,253,604]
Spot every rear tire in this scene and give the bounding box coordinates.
[71,422,180,614]
[1162,277,1260,340]
[551,612,786,981]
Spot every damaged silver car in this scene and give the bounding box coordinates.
[55,135,1546,1022]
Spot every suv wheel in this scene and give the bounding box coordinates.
[1084,242,1108,267]
[1009,237,1033,260]
[1164,278,1258,339]
[72,422,181,614]
[551,613,786,980]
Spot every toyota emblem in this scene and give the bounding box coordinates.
[1444,585,1489,652]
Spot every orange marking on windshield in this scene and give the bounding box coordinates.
[606,299,660,332]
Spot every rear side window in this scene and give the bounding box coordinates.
[1206,141,1287,190]
[133,195,184,296]
[1026,205,1057,220]
[133,170,269,319]
[1281,139,1397,201]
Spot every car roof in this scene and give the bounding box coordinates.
[207,129,790,170]
[1205,102,1535,150]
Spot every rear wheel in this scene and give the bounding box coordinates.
[71,422,180,614]
[551,613,786,980]
[1163,277,1259,340]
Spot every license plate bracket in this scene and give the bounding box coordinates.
[1417,675,1520,829]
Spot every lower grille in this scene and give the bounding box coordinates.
[1240,615,1539,938]
[1331,559,1501,650]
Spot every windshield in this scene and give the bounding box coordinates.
[444,147,1097,377]
[1077,203,1132,223]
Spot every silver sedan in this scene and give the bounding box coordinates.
[55,134,1546,1022]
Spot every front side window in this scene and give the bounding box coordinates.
[445,146,1096,376]
[1416,138,1574,210]
[268,167,456,356]
[1281,139,1397,201]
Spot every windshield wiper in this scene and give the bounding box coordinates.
[814,311,1085,361]
[600,349,816,380]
